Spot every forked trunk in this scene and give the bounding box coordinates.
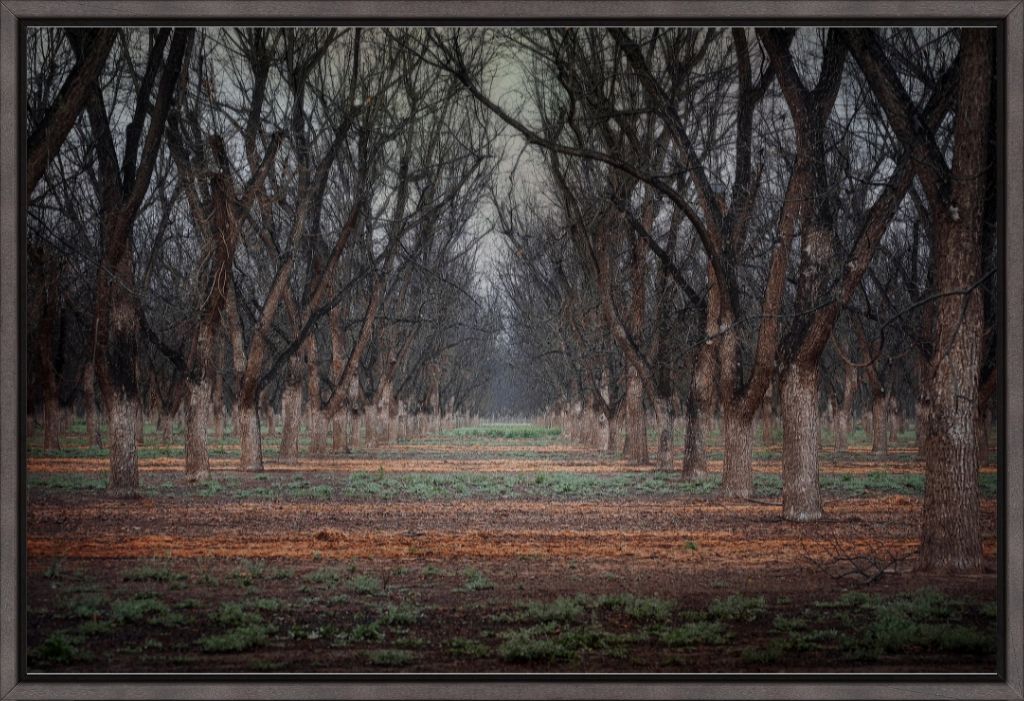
[780,362,823,521]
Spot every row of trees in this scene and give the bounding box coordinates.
[27,28,503,485]
[424,27,995,572]
[27,26,998,572]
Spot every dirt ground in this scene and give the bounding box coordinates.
[25,425,999,674]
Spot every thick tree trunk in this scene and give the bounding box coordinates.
[622,367,648,465]
[682,391,708,480]
[871,394,889,456]
[918,29,989,573]
[237,402,264,472]
[781,362,823,521]
[721,407,754,499]
[107,392,140,497]
[184,379,211,482]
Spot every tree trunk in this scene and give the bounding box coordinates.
[184,378,212,482]
[871,394,889,456]
[107,391,140,497]
[654,396,674,470]
[781,362,823,521]
[278,364,303,464]
[622,367,648,465]
[918,28,989,573]
[682,390,708,480]
[915,399,929,452]
[160,413,173,444]
[836,362,856,452]
[721,407,754,499]
[212,369,225,442]
[83,362,101,448]
[237,401,264,472]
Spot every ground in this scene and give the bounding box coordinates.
[25,421,999,673]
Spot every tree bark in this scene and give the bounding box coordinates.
[781,361,823,521]
[183,377,211,482]
[237,402,264,472]
[917,29,991,573]
[871,393,889,456]
[682,389,708,480]
[721,407,754,498]
[278,361,303,463]
[622,367,648,465]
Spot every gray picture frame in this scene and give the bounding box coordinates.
[1,1,1021,699]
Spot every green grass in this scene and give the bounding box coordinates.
[30,632,89,665]
[449,637,490,658]
[461,568,494,591]
[198,623,276,653]
[658,621,730,647]
[596,593,674,622]
[347,573,384,595]
[448,424,561,440]
[379,602,423,626]
[707,594,767,622]
[110,596,182,626]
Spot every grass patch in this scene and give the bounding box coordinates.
[659,621,730,647]
[449,637,489,658]
[596,593,673,622]
[347,573,384,595]
[707,594,766,622]
[461,568,494,591]
[198,623,276,653]
[30,632,89,665]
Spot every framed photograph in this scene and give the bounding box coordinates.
[1,1,1021,699]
